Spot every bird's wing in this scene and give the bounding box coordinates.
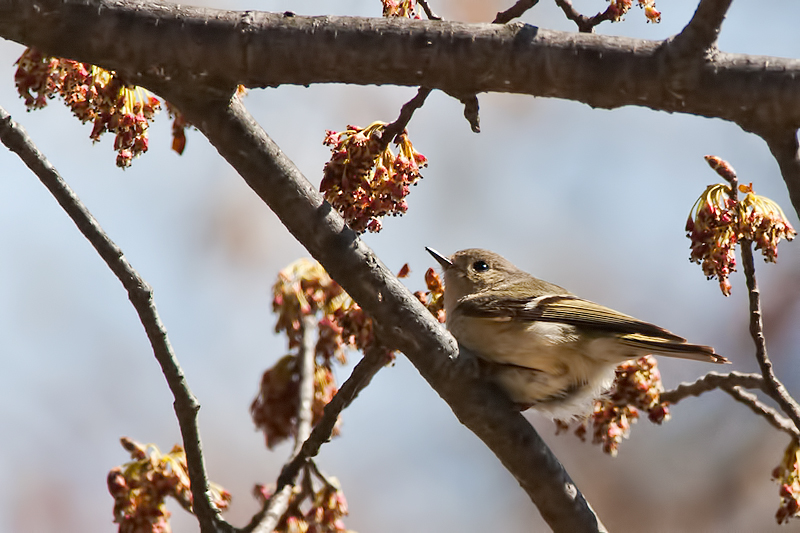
[455,294,686,342]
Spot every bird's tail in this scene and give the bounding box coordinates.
[620,333,730,364]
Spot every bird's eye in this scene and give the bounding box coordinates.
[472,260,489,272]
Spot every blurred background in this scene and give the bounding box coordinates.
[2,0,800,531]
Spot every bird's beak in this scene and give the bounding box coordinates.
[426,247,452,269]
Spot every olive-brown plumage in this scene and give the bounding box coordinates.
[427,247,728,418]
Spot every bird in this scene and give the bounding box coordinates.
[426,247,729,419]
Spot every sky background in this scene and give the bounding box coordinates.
[2,1,800,532]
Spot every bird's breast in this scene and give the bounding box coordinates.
[447,314,620,418]
[448,315,579,370]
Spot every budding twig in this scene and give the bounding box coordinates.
[553,0,609,33]
[740,241,800,432]
[417,0,441,21]
[248,315,318,533]
[708,155,800,432]
[0,105,233,533]
[493,0,540,24]
[660,371,766,404]
[380,86,433,149]
[244,343,390,533]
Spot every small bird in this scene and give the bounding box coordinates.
[426,247,729,419]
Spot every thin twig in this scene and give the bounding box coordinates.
[0,106,232,533]
[727,160,800,431]
[658,0,733,100]
[740,240,800,431]
[241,318,319,533]
[249,485,292,533]
[722,386,800,438]
[553,0,612,33]
[308,460,339,490]
[251,315,317,533]
[279,344,390,486]
[295,315,318,452]
[492,0,540,24]
[243,344,390,533]
[380,87,433,148]
[417,0,441,21]
[660,371,767,405]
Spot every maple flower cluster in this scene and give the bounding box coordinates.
[255,474,352,533]
[413,267,446,324]
[607,0,661,23]
[253,259,396,448]
[773,439,800,524]
[686,156,796,296]
[14,47,161,167]
[13,47,196,167]
[738,183,797,261]
[381,0,421,18]
[252,259,345,448]
[107,437,230,533]
[321,122,427,233]
[557,356,668,457]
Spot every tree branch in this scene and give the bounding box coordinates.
[380,87,433,147]
[656,0,733,103]
[246,315,318,533]
[157,90,607,531]
[740,241,800,431]
[417,0,441,21]
[493,0,539,24]
[660,371,767,404]
[0,104,232,533]
[552,0,612,34]
[760,130,800,221]
[244,344,390,533]
[295,315,318,451]
[722,386,800,438]
[3,0,800,134]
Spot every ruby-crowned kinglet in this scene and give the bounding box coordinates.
[426,247,729,419]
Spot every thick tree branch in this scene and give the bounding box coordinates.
[660,371,767,404]
[0,105,232,533]
[657,0,733,103]
[156,90,606,531]
[3,0,800,135]
[417,0,441,21]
